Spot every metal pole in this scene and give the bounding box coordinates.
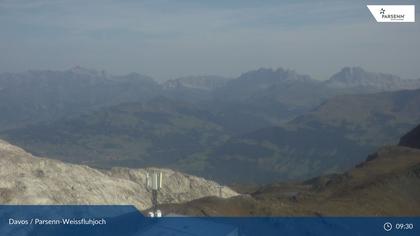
[218,185,223,197]
[152,189,158,214]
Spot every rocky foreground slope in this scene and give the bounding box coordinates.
[0,139,237,210]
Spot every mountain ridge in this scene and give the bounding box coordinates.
[324,67,420,91]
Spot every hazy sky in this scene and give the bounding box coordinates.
[0,0,419,80]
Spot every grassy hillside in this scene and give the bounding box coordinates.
[160,145,420,216]
[290,88,420,146]
[2,98,229,168]
[181,89,420,183]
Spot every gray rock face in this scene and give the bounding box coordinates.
[0,139,238,210]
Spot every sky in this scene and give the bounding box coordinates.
[0,0,419,80]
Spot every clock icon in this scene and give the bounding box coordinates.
[384,222,393,232]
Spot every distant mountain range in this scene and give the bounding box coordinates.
[1,66,419,132]
[325,67,420,91]
[1,66,420,184]
[0,67,161,131]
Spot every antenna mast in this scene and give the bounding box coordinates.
[146,170,163,217]
[217,185,223,198]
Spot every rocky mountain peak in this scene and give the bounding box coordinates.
[325,67,420,91]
